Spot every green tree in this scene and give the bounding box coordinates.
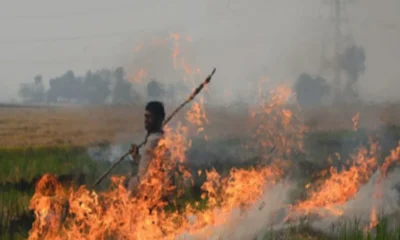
[112,67,134,104]
[340,45,366,100]
[147,79,165,101]
[18,74,45,103]
[294,73,331,108]
[83,70,111,104]
[47,70,84,103]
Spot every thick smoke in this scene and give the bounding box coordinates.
[177,180,295,240]
[176,168,400,239]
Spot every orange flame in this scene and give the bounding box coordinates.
[292,141,379,217]
[170,33,181,70]
[369,205,378,229]
[133,43,144,53]
[352,112,360,131]
[128,68,148,83]
[186,97,209,134]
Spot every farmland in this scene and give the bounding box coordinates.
[1,102,400,239]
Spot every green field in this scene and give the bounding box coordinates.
[1,124,400,239]
[0,146,134,239]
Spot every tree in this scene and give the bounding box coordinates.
[147,79,165,101]
[47,70,84,103]
[164,83,176,103]
[294,73,331,108]
[341,45,366,82]
[83,70,110,104]
[18,74,45,103]
[340,45,366,100]
[32,75,45,102]
[34,75,42,85]
[18,83,33,103]
[111,67,134,104]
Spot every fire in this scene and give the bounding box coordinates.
[127,32,199,91]
[128,68,148,83]
[286,139,400,229]
[292,141,379,217]
[28,134,281,239]
[249,85,306,161]
[28,174,70,239]
[180,57,192,76]
[133,43,144,53]
[186,97,208,134]
[367,141,400,229]
[369,205,378,229]
[168,32,201,86]
[352,112,360,131]
[379,142,400,178]
[170,33,181,70]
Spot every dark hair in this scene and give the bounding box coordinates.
[145,101,165,123]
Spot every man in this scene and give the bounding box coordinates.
[128,101,173,200]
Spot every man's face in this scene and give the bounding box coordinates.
[144,110,155,132]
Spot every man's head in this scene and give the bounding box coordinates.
[145,101,165,133]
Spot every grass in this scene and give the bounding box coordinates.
[259,222,400,240]
[0,146,89,183]
[0,146,134,239]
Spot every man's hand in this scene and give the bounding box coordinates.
[130,144,139,162]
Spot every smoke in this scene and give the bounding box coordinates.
[112,0,327,106]
[177,180,295,240]
[87,132,146,162]
[2,0,400,103]
[216,181,293,240]
[309,168,400,236]
[175,167,400,239]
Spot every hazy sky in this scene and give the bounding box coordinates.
[0,0,399,102]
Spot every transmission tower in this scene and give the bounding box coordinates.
[319,0,355,102]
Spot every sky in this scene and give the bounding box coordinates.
[0,0,399,103]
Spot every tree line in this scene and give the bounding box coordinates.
[18,67,189,105]
[293,44,366,108]
[18,44,366,108]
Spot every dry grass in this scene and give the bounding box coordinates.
[0,102,399,148]
[0,104,248,148]
[0,105,142,148]
[303,102,400,131]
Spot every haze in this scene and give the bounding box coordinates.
[0,0,399,103]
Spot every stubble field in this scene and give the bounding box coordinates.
[1,102,400,239]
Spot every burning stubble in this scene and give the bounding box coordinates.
[26,84,400,240]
